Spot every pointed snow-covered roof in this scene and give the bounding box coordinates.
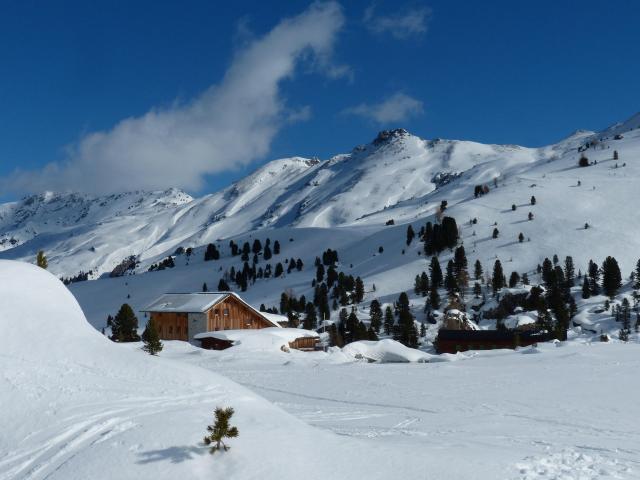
[142,292,229,313]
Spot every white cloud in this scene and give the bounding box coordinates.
[343,92,424,124]
[4,2,345,195]
[363,3,430,39]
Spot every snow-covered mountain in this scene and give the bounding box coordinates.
[4,114,639,281]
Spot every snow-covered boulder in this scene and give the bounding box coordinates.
[341,339,434,363]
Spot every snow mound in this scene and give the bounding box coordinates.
[0,259,107,359]
[194,327,317,352]
[341,339,434,363]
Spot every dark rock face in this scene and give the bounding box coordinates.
[372,128,409,146]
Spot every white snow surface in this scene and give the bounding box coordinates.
[0,260,425,480]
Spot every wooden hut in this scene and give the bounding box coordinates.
[142,292,280,342]
[434,329,554,354]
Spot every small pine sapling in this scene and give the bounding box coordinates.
[203,407,239,453]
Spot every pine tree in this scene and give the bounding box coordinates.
[36,250,48,269]
[581,276,591,299]
[406,225,415,245]
[635,259,640,290]
[273,240,280,255]
[354,277,365,303]
[274,262,284,277]
[429,286,441,310]
[202,282,208,292]
[111,303,140,342]
[303,302,317,330]
[492,260,504,294]
[473,282,482,298]
[369,299,383,333]
[530,196,536,205]
[588,260,600,295]
[383,306,394,335]
[528,212,534,221]
[492,228,499,239]
[141,318,163,355]
[509,271,520,288]
[564,256,575,287]
[518,232,524,243]
[601,256,622,298]
[203,407,239,453]
[444,260,458,295]
[430,256,443,287]
[218,278,230,291]
[474,260,483,281]
[419,271,429,296]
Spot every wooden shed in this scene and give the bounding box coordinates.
[434,329,554,354]
[142,292,280,342]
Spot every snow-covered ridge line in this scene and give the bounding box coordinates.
[1,111,640,279]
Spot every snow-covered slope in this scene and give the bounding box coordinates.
[0,260,427,480]
[2,112,640,327]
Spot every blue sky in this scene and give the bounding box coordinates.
[1,0,639,198]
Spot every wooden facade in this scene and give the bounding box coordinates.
[288,336,320,351]
[151,312,189,341]
[434,329,554,354]
[203,297,273,332]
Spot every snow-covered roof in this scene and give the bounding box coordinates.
[142,292,229,313]
[194,327,318,342]
[261,312,289,325]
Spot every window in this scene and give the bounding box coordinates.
[223,308,229,316]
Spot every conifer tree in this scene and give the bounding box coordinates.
[369,299,383,333]
[430,256,443,287]
[406,225,415,245]
[634,259,640,290]
[383,305,394,335]
[564,256,575,287]
[218,278,230,291]
[530,196,536,205]
[581,276,591,299]
[473,282,482,298]
[111,303,140,342]
[444,260,458,295]
[202,282,208,292]
[492,228,499,239]
[203,407,239,453]
[601,256,622,298]
[492,260,504,294]
[303,302,317,330]
[509,271,520,288]
[429,285,441,310]
[474,260,483,281]
[273,240,280,255]
[263,244,272,260]
[274,262,284,277]
[588,259,600,295]
[141,318,163,355]
[36,250,48,269]
[518,232,524,243]
[419,271,429,296]
[354,277,365,303]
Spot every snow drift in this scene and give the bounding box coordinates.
[0,260,424,480]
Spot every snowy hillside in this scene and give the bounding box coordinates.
[3,113,639,282]
[0,260,430,480]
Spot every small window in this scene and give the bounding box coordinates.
[223,308,229,316]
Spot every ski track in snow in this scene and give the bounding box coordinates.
[0,390,216,480]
